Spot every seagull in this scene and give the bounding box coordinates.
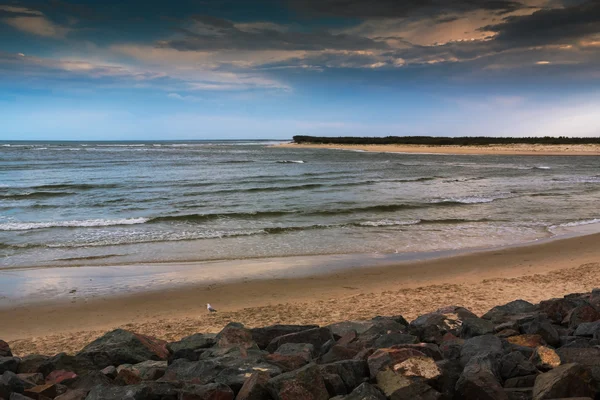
[207,303,217,313]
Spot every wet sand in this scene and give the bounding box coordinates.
[2,232,600,356]
[278,143,600,156]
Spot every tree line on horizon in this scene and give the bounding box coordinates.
[292,135,600,146]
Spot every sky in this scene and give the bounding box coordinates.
[0,0,599,140]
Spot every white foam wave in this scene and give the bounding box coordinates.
[552,219,600,228]
[277,160,305,164]
[435,196,501,204]
[0,218,149,231]
[358,219,420,227]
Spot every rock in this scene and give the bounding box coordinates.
[251,325,318,349]
[555,347,600,384]
[563,304,600,328]
[266,328,334,354]
[504,374,538,388]
[38,353,94,377]
[483,300,538,323]
[500,352,538,380]
[67,371,113,392]
[327,321,379,338]
[115,368,142,385]
[0,358,19,374]
[539,297,582,325]
[180,383,234,400]
[76,330,169,369]
[216,323,257,350]
[320,345,358,363]
[455,353,507,400]
[323,373,347,397]
[504,387,533,400]
[459,335,503,367]
[409,310,466,344]
[9,393,33,400]
[235,371,270,400]
[573,321,600,337]
[100,366,117,379]
[530,346,560,371]
[265,353,310,373]
[431,359,462,399]
[16,355,49,375]
[392,356,441,381]
[341,382,386,400]
[439,334,464,360]
[391,343,443,361]
[274,343,314,358]
[374,369,441,399]
[507,335,545,348]
[85,382,179,400]
[127,360,167,381]
[497,329,521,339]
[337,331,358,347]
[266,363,329,400]
[532,363,595,400]
[367,348,427,378]
[16,373,44,386]
[46,370,77,384]
[167,334,216,355]
[54,389,88,400]
[1,372,32,399]
[23,383,58,399]
[318,360,369,393]
[561,338,599,348]
[460,318,496,339]
[372,333,419,348]
[521,319,560,347]
[0,341,11,357]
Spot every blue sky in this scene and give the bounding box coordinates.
[0,0,599,139]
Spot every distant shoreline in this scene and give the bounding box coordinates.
[278,142,600,156]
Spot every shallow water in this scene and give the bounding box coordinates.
[1,140,599,269]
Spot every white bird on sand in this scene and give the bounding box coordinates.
[207,303,217,313]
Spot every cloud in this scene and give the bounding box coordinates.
[0,5,70,37]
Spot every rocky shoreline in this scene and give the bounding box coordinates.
[3,290,600,399]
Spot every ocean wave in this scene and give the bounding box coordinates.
[356,219,420,227]
[433,195,506,205]
[1,191,76,200]
[551,219,600,228]
[276,160,305,164]
[0,218,149,231]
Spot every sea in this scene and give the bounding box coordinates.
[1,140,599,270]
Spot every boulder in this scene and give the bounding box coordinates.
[532,363,595,400]
[391,343,443,361]
[504,374,538,388]
[318,360,369,393]
[431,359,462,399]
[367,348,427,378]
[265,343,313,372]
[374,369,441,399]
[455,353,507,400]
[460,318,496,339]
[500,352,538,380]
[392,356,441,381]
[16,355,49,375]
[46,370,77,384]
[538,297,582,325]
[266,328,334,354]
[180,383,234,400]
[503,387,532,400]
[266,363,329,400]
[573,321,600,338]
[167,334,216,355]
[100,366,117,379]
[251,325,318,349]
[372,333,419,348]
[16,373,44,386]
[85,382,180,400]
[0,357,19,374]
[38,353,94,377]
[115,368,142,385]
[482,300,538,323]
[327,321,380,338]
[320,345,359,363]
[496,329,521,339]
[530,346,560,371]
[460,335,503,367]
[339,382,386,400]
[1,372,32,399]
[54,389,88,400]
[439,334,464,360]
[323,373,347,397]
[126,360,167,381]
[409,310,468,344]
[562,304,600,328]
[216,323,257,350]
[521,319,560,347]
[507,335,545,348]
[337,331,358,347]
[555,347,600,384]
[235,371,270,400]
[67,371,114,392]
[76,330,169,369]
[23,383,58,399]
[0,341,11,357]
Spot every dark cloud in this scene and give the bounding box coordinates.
[483,1,600,47]
[158,15,388,52]
[290,0,525,18]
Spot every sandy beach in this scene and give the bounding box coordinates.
[278,142,600,156]
[3,232,600,356]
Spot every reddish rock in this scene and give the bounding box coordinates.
[115,368,142,385]
[563,304,600,328]
[507,334,545,348]
[236,371,270,400]
[45,370,77,384]
[353,348,375,361]
[267,363,329,400]
[530,346,561,371]
[496,329,520,338]
[0,340,11,357]
[23,383,58,399]
[216,323,257,349]
[266,353,310,372]
[367,348,427,378]
[532,363,595,400]
[337,330,358,347]
[320,345,358,363]
[391,343,443,361]
[539,297,581,324]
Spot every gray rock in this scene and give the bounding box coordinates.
[460,335,503,367]
[320,345,358,364]
[521,318,560,347]
[318,360,369,393]
[251,325,318,349]
[573,321,600,337]
[1,371,32,399]
[0,341,11,358]
[455,353,507,400]
[215,323,257,350]
[16,355,49,374]
[340,382,386,400]
[235,370,270,400]
[323,373,347,397]
[503,374,538,388]
[500,352,537,381]
[460,318,496,339]
[180,383,234,399]
[266,328,334,354]
[482,300,538,323]
[85,382,179,400]
[374,368,441,400]
[555,347,600,386]
[0,357,19,374]
[267,363,329,400]
[372,333,419,348]
[166,333,216,354]
[562,304,600,329]
[532,363,595,400]
[504,387,532,400]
